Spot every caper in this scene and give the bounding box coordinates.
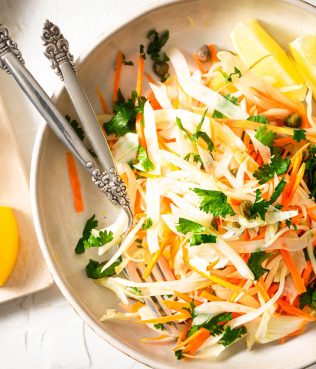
[211,217,218,231]
[230,168,238,177]
[284,113,302,128]
[232,221,241,228]
[196,44,211,62]
[153,61,169,78]
[240,200,253,219]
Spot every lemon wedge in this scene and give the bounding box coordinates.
[0,207,19,286]
[230,19,306,101]
[290,35,316,99]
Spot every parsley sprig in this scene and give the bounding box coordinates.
[253,156,290,184]
[192,189,235,218]
[135,146,155,172]
[85,257,122,279]
[247,251,271,280]
[83,230,113,249]
[147,29,170,82]
[75,215,98,254]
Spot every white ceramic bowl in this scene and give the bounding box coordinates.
[31,1,316,368]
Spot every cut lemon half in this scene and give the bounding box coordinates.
[0,207,19,286]
[230,19,306,101]
[290,35,316,99]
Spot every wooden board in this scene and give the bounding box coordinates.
[0,95,53,303]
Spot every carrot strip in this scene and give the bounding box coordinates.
[136,54,145,96]
[278,299,315,321]
[147,90,162,110]
[144,72,155,84]
[143,236,172,279]
[192,54,206,73]
[200,290,222,302]
[183,328,210,354]
[113,51,123,102]
[138,312,188,324]
[142,335,169,342]
[136,112,146,149]
[95,85,110,114]
[280,250,306,294]
[173,327,207,351]
[274,137,296,146]
[208,44,218,62]
[302,261,313,285]
[66,152,83,213]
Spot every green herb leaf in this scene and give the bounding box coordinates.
[219,326,247,347]
[122,54,134,66]
[142,218,153,230]
[176,217,207,234]
[253,156,290,184]
[136,146,155,172]
[224,94,238,105]
[129,287,142,296]
[147,29,170,82]
[104,90,146,136]
[66,115,85,141]
[189,233,217,246]
[220,67,242,83]
[192,189,235,218]
[175,350,184,360]
[249,189,270,220]
[184,153,203,165]
[247,115,269,124]
[304,145,316,200]
[293,129,307,143]
[176,117,192,140]
[247,251,270,280]
[85,257,122,279]
[194,131,214,152]
[75,215,98,254]
[299,280,316,309]
[83,230,113,249]
[285,218,298,230]
[255,124,276,147]
[212,110,226,118]
[269,178,287,204]
[188,312,233,337]
[154,323,167,331]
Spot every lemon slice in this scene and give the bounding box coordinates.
[290,35,316,99]
[230,19,306,101]
[0,207,19,286]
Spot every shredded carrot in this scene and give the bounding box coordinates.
[280,250,306,294]
[143,236,172,279]
[95,85,110,114]
[283,163,306,206]
[274,137,296,146]
[138,312,188,324]
[113,51,123,102]
[66,152,83,213]
[144,72,155,84]
[302,261,313,285]
[169,237,181,272]
[192,54,206,73]
[147,90,162,110]
[183,328,210,354]
[142,334,169,342]
[173,327,208,351]
[200,290,222,302]
[136,54,145,96]
[278,299,315,321]
[208,44,218,62]
[135,112,146,149]
[177,324,191,346]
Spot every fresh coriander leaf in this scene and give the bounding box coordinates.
[129,287,142,296]
[176,117,192,140]
[104,91,146,136]
[269,178,287,204]
[293,129,307,143]
[192,189,235,218]
[184,153,203,166]
[142,218,153,230]
[66,115,85,141]
[253,156,290,184]
[85,257,122,279]
[147,29,170,81]
[187,325,200,337]
[189,233,217,246]
[249,189,270,220]
[285,218,298,231]
[194,131,215,152]
[247,115,269,124]
[219,326,247,347]
[220,67,242,82]
[224,94,238,105]
[212,110,226,118]
[196,109,208,132]
[154,323,166,331]
[175,349,183,360]
[122,54,134,66]
[75,215,98,254]
[188,312,233,337]
[299,280,316,309]
[136,146,155,172]
[304,145,316,200]
[83,230,113,249]
[255,125,276,147]
[176,217,207,234]
[247,251,270,280]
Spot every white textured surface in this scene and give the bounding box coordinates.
[0,0,315,368]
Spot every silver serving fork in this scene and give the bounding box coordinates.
[0,23,179,334]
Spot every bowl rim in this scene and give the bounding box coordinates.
[30,0,316,368]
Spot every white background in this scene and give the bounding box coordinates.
[0,0,315,368]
